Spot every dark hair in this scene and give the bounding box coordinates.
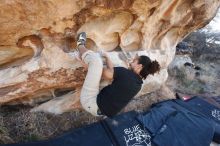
[138,55,160,79]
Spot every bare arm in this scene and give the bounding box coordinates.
[101,52,114,80]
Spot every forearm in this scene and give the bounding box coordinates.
[101,52,114,80]
[105,56,114,71]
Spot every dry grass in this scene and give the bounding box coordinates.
[0,106,103,144]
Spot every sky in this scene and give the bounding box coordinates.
[204,8,220,32]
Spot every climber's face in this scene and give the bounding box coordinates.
[130,55,143,75]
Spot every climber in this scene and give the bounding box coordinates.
[75,32,160,117]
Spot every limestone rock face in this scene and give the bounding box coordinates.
[0,0,219,114]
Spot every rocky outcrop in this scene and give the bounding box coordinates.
[0,0,219,114]
[167,32,220,98]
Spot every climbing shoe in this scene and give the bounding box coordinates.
[76,32,87,47]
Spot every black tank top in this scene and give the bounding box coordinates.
[97,67,143,117]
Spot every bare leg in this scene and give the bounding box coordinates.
[77,45,89,58]
[76,45,91,68]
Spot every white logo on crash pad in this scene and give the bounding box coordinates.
[123,124,151,146]
[212,109,220,121]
